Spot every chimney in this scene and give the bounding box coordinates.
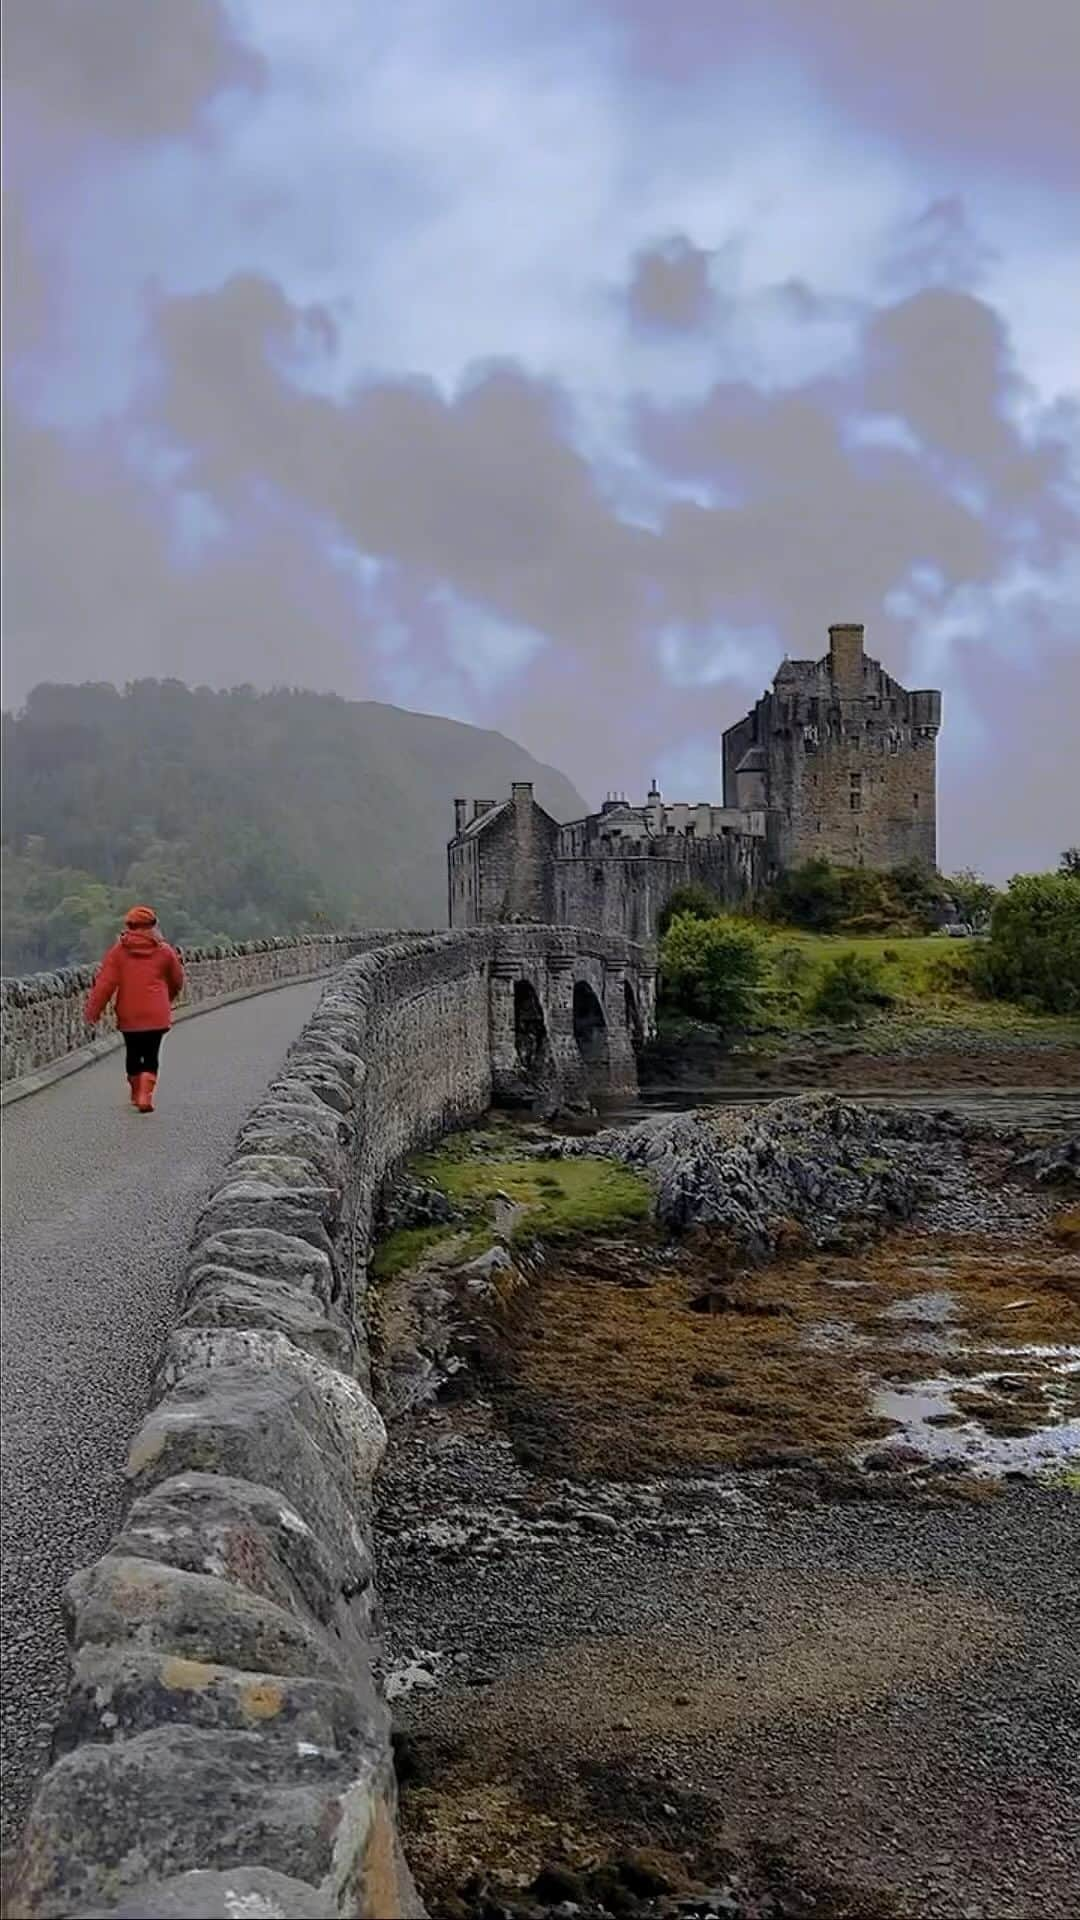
[453,798,468,835]
[829,623,865,696]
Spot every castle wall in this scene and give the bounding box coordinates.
[554,832,770,943]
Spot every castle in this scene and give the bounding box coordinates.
[448,623,941,944]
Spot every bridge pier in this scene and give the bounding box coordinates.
[600,957,638,1096]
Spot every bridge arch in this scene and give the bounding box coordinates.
[513,978,550,1081]
[572,978,609,1074]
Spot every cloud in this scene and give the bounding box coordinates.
[627,235,714,331]
[882,197,996,294]
[145,275,649,658]
[607,0,1080,184]
[936,585,1080,878]
[1,191,49,356]
[4,0,264,140]
[0,409,374,706]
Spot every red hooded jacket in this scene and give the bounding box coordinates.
[85,927,185,1032]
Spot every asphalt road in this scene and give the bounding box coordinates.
[0,982,323,1850]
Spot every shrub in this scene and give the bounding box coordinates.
[658,913,767,1036]
[765,858,944,935]
[972,872,1080,1014]
[765,858,849,931]
[809,951,895,1025]
[657,883,725,938]
[922,946,976,999]
[772,944,810,991]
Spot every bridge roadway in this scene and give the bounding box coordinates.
[0,981,324,1851]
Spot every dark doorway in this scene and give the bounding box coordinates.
[572,980,609,1069]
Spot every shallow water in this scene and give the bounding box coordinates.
[870,1359,1080,1475]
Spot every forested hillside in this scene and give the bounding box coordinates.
[1,681,587,973]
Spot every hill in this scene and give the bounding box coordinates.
[1,681,588,973]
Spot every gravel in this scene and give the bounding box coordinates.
[378,1415,1080,1918]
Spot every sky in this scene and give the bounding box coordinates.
[4,0,1079,877]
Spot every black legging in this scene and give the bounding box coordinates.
[123,1030,166,1076]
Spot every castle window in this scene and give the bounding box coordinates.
[913,791,920,809]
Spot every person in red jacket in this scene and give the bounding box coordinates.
[85,906,185,1113]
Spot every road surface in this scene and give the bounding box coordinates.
[0,982,323,1850]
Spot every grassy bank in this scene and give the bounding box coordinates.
[652,926,1080,1070]
[372,1129,651,1280]
[757,929,1041,1030]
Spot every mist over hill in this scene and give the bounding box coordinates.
[1,681,587,973]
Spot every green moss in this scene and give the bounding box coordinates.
[371,1132,653,1282]
[414,1146,652,1242]
[369,1223,462,1280]
[1047,1466,1080,1494]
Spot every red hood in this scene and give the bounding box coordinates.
[120,927,164,957]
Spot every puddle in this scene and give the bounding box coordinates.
[869,1357,1080,1474]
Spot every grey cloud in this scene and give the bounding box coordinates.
[940,617,1080,878]
[861,291,1075,519]
[610,0,1080,182]
[882,198,995,294]
[148,278,648,653]
[1,410,373,706]
[2,191,49,357]
[4,0,264,139]
[627,235,714,331]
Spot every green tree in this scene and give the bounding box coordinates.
[658,913,767,1036]
[944,868,999,933]
[766,857,944,935]
[1060,848,1080,879]
[657,883,725,937]
[973,872,1080,1013]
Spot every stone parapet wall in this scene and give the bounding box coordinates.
[0,933,416,1089]
[9,926,649,1920]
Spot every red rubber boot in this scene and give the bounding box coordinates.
[136,1072,157,1113]
[127,1075,140,1106]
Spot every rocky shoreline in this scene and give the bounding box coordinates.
[553,1092,1071,1250]
[371,1097,1079,1919]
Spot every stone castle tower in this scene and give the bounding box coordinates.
[722,623,941,870]
[449,622,942,946]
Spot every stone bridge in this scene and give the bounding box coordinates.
[1,924,654,1918]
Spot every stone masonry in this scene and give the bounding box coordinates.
[449,624,942,946]
[8,926,652,1919]
[722,623,941,870]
